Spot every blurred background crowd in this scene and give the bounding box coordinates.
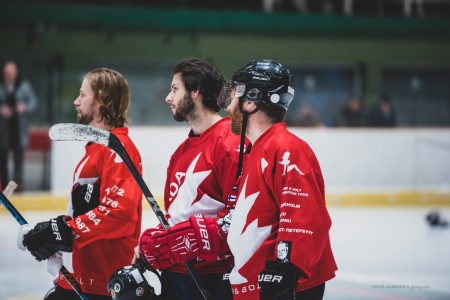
[1,0,449,191]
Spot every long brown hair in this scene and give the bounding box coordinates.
[84,68,130,128]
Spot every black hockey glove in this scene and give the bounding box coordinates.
[71,182,100,217]
[259,261,299,300]
[135,255,153,271]
[22,215,73,261]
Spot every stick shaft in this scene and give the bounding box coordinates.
[0,191,27,226]
[0,191,88,300]
[50,123,211,299]
[108,134,211,300]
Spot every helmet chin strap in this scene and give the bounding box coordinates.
[235,110,248,179]
[235,98,260,179]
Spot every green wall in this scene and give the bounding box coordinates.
[2,27,449,88]
[1,22,450,123]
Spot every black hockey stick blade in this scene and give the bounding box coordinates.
[0,191,89,300]
[49,123,211,300]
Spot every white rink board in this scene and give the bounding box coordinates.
[51,127,450,196]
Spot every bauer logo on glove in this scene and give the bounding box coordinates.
[139,214,221,270]
[22,215,73,261]
[258,260,300,300]
[71,182,100,217]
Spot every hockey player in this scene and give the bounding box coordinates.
[138,58,242,299]
[21,68,143,300]
[220,60,337,300]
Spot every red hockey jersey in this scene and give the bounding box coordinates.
[164,117,241,274]
[58,127,143,296]
[227,123,337,300]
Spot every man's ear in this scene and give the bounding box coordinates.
[190,89,200,101]
[242,100,257,112]
[93,101,102,121]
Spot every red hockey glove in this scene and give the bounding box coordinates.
[139,214,220,270]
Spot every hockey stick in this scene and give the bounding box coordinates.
[0,191,89,300]
[3,180,18,197]
[0,180,18,208]
[49,123,211,300]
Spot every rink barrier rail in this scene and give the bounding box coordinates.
[0,191,448,212]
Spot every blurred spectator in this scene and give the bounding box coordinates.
[263,0,337,14]
[307,0,335,14]
[335,95,364,127]
[263,0,307,13]
[0,61,38,191]
[290,103,323,127]
[367,93,397,127]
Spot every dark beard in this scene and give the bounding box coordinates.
[229,105,243,135]
[76,102,96,125]
[173,92,197,122]
[77,111,94,125]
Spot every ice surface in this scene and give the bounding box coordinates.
[1,206,449,300]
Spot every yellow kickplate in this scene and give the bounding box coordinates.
[0,193,165,212]
[1,191,448,212]
[327,191,450,206]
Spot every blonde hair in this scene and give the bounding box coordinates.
[84,68,130,128]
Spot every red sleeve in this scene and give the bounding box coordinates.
[68,145,142,250]
[272,144,331,280]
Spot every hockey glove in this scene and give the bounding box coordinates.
[71,182,100,217]
[22,215,73,261]
[17,224,33,251]
[259,261,299,300]
[139,214,220,270]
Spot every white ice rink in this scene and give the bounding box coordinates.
[1,205,450,300]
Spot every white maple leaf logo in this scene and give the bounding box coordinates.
[168,153,225,225]
[227,175,271,284]
[73,155,99,186]
[109,149,123,163]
